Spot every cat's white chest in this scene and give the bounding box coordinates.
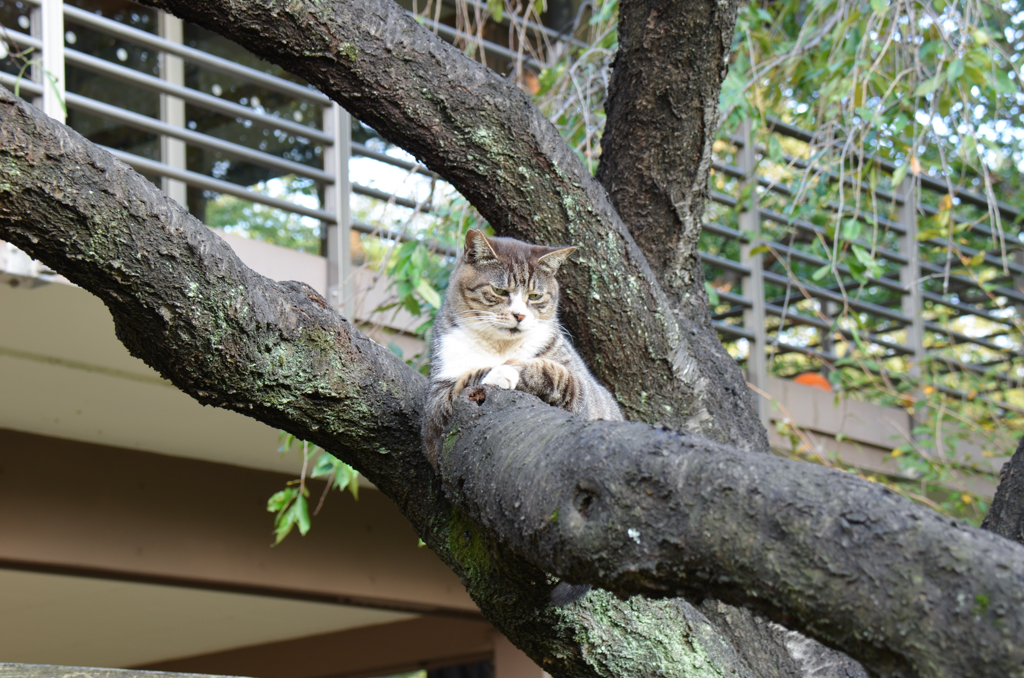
[434,325,550,381]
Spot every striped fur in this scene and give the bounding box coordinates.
[422,229,622,468]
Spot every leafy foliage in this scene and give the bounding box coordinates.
[268,433,359,544]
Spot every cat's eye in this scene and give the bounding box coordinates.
[492,286,509,296]
[528,292,542,301]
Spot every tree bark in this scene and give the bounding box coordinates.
[0,87,753,678]
[133,0,768,454]
[3,78,1024,678]
[982,435,1024,546]
[440,387,1024,678]
[595,0,762,447]
[598,0,733,304]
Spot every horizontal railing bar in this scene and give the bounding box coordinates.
[764,303,912,356]
[2,76,424,215]
[924,321,1024,358]
[103,148,338,222]
[915,201,1022,261]
[711,161,744,180]
[59,45,333,143]
[934,382,1024,414]
[761,240,906,295]
[709,190,738,208]
[764,116,1019,221]
[353,184,430,211]
[713,321,756,340]
[698,251,750,275]
[62,90,334,183]
[929,353,1022,386]
[762,270,910,323]
[715,290,753,308]
[62,4,331,105]
[352,221,457,258]
[917,260,1024,306]
[921,290,1015,325]
[758,207,910,265]
[351,142,438,178]
[0,72,43,97]
[702,221,748,241]
[827,201,905,235]
[766,341,840,364]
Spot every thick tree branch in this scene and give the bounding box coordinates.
[598,0,733,299]
[595,0,761,436]
[4,86,1023,678]
[134,0,768,452]
[0,87,758,678]
[440,387,1024,678]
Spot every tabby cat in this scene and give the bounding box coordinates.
[421,230,621,606]
[422,229,623,468]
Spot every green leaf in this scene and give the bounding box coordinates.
[416,278,443,308]
[768,135,785,164]
[891,113,911,134]
[870,0,887,17]
[812,264,832,281]
[704,281,720,306]
[267,487,297,513]
[989,70,1016,95]
[946,58,964,84]
[841,218,862,241]
[914,75,942,97]
[891,161,909,188]
[852,244,882,278]
[487,0,503,22]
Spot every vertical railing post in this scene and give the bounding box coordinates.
[158,11,188,208]
[31,0,65,123]
[737,119,769,428]
[324,102,353,319]
[897,175,925,431]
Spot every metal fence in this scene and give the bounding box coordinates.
[703,117,1023,425]
[0,0,480,317]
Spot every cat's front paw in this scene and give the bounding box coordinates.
[481,364,520,390]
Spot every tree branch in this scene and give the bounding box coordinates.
[0,86,756,678]
[594,0,761,446]
[441,387,1024,678]
[3,85,1023,678]
[134,0,768,453]
[598,0,735,304]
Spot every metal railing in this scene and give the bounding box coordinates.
[703,116,1024,424]
[0,0,460,319]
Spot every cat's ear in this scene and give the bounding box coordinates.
[464,229,499,266]
[536,246,577,275]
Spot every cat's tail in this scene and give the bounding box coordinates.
[550,582,591,607]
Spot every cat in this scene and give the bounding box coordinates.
[421,228,622,606]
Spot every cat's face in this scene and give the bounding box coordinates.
[447,230,576,341]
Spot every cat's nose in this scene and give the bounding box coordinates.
[513,312,526,322]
